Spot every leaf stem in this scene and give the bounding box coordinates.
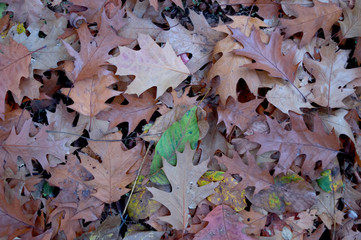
[122,141,154,217]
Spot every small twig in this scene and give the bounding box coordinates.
[122,141,154,217]
[46,130,162,142]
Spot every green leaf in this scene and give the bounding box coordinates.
[0,3,6,19]
[150,106,199,185]
[43,181,54,197]
[317,169,344,193]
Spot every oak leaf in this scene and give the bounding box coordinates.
[156,11,226,73]
[11,17,71,71]
[97,91,158,132]
[62,72,120,117]
[266,82,313,114]
[68,0,106,23]
[217,97,264,136]
[216,151,274,195]
[108,34,190,98]
[251,173,317,214]
[302,42,361,108]
[147,143,218,230]
[280,0,342,47]
[79,132,143,203]
[339,0,361,39]
[62,11,131,82]
[0,39,31,119]
[231,27,298,83]
[47,154,106,239]
[0,119,69,174]
[318,109,355,143]
[207,176,247,212]
[209,16,268,103]
[311,189,343,229]
[4,0,55,24]
[247,112,340,176]
[0,181,37,239]
[193,205,256,240]
[118,7,161,44]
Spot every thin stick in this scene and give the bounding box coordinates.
[122,141,154,218]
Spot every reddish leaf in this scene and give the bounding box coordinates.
[1,119,69,174]
[231,27,298,83]
[79,132,143,203]
[194,205,256,240]
[247,112,340,177]
[0,181,37,239]
[216,151,274,195]
[217,97,264,136]
[280,0,342,47]
[97,91,158,132]
[0,39,31,119]
[62,11,131,82]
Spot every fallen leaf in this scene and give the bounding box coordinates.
[217,97,263,136]
[79,132,143,203]
[247,112,340,176]
[193,205,256,240]
[149,106,201,185]
[1,119,69,174]
[97,91,158,132]
[207,176,247,212]
[231,27,298,83]
[302,41,361,108]
[339,0,361,39]
[156,11,226,73]
[0,39,30,119]
[63,72,120,117]
[147,143,218,230]
[280,0,342,47]
[251,173,317,214]
[216,151,274,195]
[108,34,190,98]
[62,11,131,82]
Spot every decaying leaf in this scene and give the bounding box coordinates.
[248,112,340,177]
[193,205,256,240]
[251,173,317,214]
[149,106,200,185]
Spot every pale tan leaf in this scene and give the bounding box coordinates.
[108,34,190,98]
[147,143,218,230]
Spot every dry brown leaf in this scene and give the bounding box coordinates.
[217,97,264,136]
[1,119,69,174]
[156,11,226,73]
[231,27,298,83]
[147,143,218,230]
[0,39,30,119]
[79,132,143,203]
[62,11,131,82]
[280,0,342,47]
[209,16,268,103]
[63,72,120,117]
[339,0,361,39]
[97,91,158,132]
[302,41,361,108]
[108,34,190,98]
[247,112,340,177]
[216,151,274,195]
